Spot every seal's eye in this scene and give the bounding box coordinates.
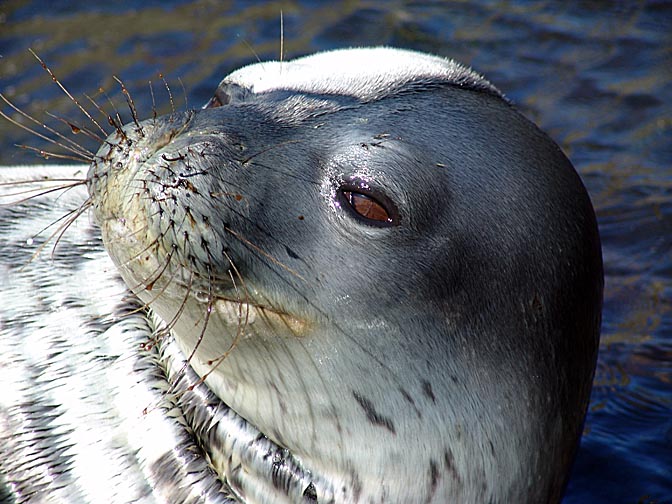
[203,83,250,109]
[338,187,400,227]
[203,88,229,108]
[204,94,225,108]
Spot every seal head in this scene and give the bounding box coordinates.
[88,47,602,503]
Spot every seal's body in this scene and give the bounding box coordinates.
[1,48,602,503]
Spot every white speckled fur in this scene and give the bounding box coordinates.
[0,165,233,503]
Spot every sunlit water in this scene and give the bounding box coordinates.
[1,1,670,502]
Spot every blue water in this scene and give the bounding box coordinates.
[1,1,670,501]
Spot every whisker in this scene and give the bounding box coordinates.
[143,243,178,293]
[176,249,215,384]
[0,179,86,206]
[184,250,248,393]
[126,268,186,332]
[242,38,262,66]
[149,80,158,122]
[44,110,105,144]
[178,77,187,112]
[29,48,109,139]
[225,226,305,281]
[160,73,176,118]
[113,76,143,134]
[149,263,210,402]
[240,139,302,165]
[15,145,90,163]
[117,243,192,343]
[201,253,247,370]
[0,96,93,161]
[141,271,199,416]
[48,199,94,260]
[97,86,126,138]
[247,159,320,185]
[280,10,284,65]
[151,269,194,342]
[83,91,120,136]
[23,198,93,267]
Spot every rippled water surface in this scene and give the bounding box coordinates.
[1,1,670,502]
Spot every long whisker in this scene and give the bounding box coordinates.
[279,10,284,65]
[124,262,188,331]
[144,265,195,349]
[83,91,121,136]
[178,77,187,112]
[0,96,93,161]
[201,253,247,371]
[44,110,105,144]
[48,199,94,260]
[29,48,109,139]
[184,250,248,393]
[149,80,158,122]
[241,38,262,66]
[240,139,302,165]
[114,76,143,133]
[23,198,93,267]
[177,250,215,384]
[225,225,305,281]
[160,73,176,118]
[0,179,86,206]
[15,145,91,163]
[97,86,127,138]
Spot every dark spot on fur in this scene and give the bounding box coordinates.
[303,482,317,501]
[349,468,362,501]
[399,387,422,418]
[352,391,396,434]
[427,459,440,502]
[400,387,415,406]
[444,449,461,483]
[270,382,288,414]
[532,293,543,312]
[422,380,436,403]
[329,406,344,434]
[286,245,300,259]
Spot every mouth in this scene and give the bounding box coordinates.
[209,296,309,337]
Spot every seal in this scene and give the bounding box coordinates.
[0,47,603,503]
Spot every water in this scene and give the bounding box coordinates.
[1,1,670,501]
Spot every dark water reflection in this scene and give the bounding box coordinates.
[1,1,670,502]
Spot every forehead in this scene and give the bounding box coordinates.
[221,47,502,101]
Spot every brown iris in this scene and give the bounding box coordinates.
[338,186,400,227]
[342,191,391,223]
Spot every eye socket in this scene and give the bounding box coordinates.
[204,95,224,108]
[203,83,250,109]
[338,186,400,227]
[203,89,228,109]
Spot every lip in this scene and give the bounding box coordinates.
[210,297,309,337]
